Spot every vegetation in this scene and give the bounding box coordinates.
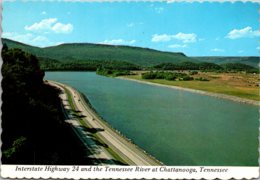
[2,45,92,164]
[64,87,127,165]
[3,38,191,67]
[195,77,209,81]
[153,62,258,73]
[2,39,258,165]
[96,68,134,77]
[125,72,259,101]
[3,38,259,71]
[40,58,140,71]
[192,56,259,68]
[142,71,194,81]
[221,63,259,73]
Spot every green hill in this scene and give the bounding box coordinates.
[2,38,191,67]
[2,38,259,69]
[192,56,259,68]
[2,38,42,56]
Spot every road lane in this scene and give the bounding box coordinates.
[48,80,163,166]
[48,81,117,165]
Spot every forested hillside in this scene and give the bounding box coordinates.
[3,38,259,71]
[153,62,258,73]
[1,45,91,164]
[2,38,191,67]
[192,56,259,68]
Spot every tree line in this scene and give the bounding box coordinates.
[96,67,133,77]
[2,45,92,164]
[39,58,141,71]
[141,71,196,81]
[39,58,258,74]
[153,62,258,73]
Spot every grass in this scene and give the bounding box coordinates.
[64,88,77,109]
[63,86,127,164]
[124,72,260,101]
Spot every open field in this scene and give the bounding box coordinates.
[123,71,260,101]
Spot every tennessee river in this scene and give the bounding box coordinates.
[105,166,228,173]
[104,166,199,174]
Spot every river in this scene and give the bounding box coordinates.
[45,72,259,166]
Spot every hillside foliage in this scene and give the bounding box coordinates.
[40,58,141,71]
[1,46,91,164]
[153,62,258,73]
[3,38,191,67]
[3,38,259,72]
[141,71,194,81]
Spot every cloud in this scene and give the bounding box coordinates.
[154,7,164,14]
[127,22,143,28]
[31,36,49,43]
[257,47,260,50]
[226,26,260,39]
[25,18,57,31]
[238,50,244,53]
[41,11,47,15]
[168,44,187,48]
[172,32,197,43]
[211,48,225,52]
[151,34,172,42]
[55,42,65,46]
[2,32,55,47]
[152,32,197,43]
[99,39,136,45]
[127,23,134,27]
[3,32,34,43]
[25,18,73,34]
[52,22,73,33]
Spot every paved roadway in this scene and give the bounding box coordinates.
[48,80,163,166]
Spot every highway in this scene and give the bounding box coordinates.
[48,80,163,166]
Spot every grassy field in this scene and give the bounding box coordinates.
[124,71,260,101]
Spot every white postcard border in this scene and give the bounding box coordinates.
[1,1,259,180]
[1,165,259,179]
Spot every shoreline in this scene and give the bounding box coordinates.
[48,80,163,166]
[77,92,164,166]
[118,77,260,106]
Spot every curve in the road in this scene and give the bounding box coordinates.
[48,80,163,166]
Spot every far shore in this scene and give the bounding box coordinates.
[118,77,260,106]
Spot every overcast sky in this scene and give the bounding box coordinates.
[2,1,260,56]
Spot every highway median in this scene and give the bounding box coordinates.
[47,80,163,166]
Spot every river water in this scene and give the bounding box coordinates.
[46,72,259,166]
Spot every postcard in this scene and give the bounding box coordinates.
[1,0,259,179]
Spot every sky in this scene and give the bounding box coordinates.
[2,1,260,56]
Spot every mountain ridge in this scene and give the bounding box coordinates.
[2,38,259,68]
[2,38,190,67]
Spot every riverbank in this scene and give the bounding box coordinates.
[48,80,163,166]
[118,77,259,106]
